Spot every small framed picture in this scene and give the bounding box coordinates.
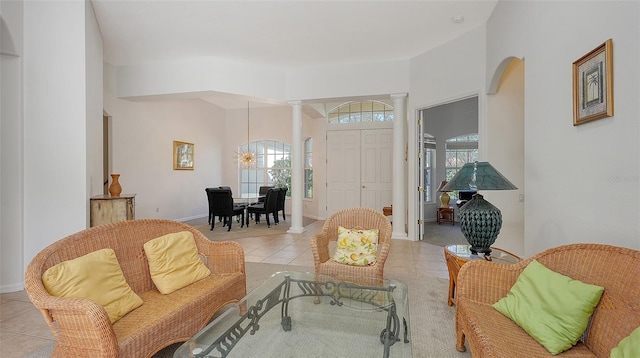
[173,141,194,170]
[572,39,614,125]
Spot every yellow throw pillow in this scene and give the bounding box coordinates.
[143,231,211,294]
[42,248,143,323]
[332,226,379,266]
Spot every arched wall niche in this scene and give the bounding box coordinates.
[488,56,524,95]
[0,15,18,56]
[484,56,525,256]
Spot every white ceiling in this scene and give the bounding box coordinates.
[91,0,498,108]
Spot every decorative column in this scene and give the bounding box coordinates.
[391,94,408,239]
[287,100,305,234]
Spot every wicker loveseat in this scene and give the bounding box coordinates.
[455,243,640,357]
[25,219,246,357]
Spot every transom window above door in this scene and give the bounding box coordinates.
[327,100,394,124]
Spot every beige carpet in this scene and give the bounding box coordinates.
[152,262,469,358]
[184,216,317,242]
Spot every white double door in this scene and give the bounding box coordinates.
[326,129,393,217]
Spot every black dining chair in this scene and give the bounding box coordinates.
[205,188,245,231]
[276,186,287,222]
[257,185,274,203]
[247,188,279,228]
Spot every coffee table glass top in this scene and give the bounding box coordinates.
[174,271,411,358]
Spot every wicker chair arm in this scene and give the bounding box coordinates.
[376,243,391,266]
[456,259,526,304]
[195,238,245,275]
[32,294,118,355]
[310,233,331,264]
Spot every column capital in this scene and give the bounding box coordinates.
[288,100,302,106]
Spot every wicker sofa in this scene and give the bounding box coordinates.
[25,219,246,357]
[455,243,640,357]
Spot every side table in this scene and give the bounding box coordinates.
[444,244,521,306]
[437,207,455,225]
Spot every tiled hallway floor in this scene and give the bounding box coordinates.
[0,220,460,357]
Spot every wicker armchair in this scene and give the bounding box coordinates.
[310,207,393,285]
[455,243,640,357]
[24,219,246,357]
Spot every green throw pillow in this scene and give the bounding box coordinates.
[493,260,604,355]
[611,326,640,358]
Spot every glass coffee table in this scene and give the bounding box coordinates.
[174,271,411,358]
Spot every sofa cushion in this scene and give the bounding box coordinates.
[144,231,211,294]
[493,260,604,355]
[611,326,640,358]
[42,248,143,323]
[332,226,378,266]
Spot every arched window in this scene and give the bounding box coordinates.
[445,133,478,180]
[304,138,313,199]
[327,100,394,123]
[238,140,291,197]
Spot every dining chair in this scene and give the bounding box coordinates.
[246,188,279,228]
[276,186,287,222]
[205,188,245,231]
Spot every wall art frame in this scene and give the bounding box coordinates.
[173,141,194,170]
[572,39,614,126]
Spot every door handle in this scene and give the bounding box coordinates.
[361,181,366,189]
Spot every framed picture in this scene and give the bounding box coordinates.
[173,141,194,170]
[572,39,614,126]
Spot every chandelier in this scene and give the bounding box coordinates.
[237,102,256,168]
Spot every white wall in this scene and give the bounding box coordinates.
[408,26,487,241]
[1,0,105,292]
[103,97,325,222]
[487,1,640,254]
[86,1,104,215]
[103,96,226,221]
[1,2,24,292]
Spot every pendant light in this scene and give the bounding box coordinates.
[237,101,256,168]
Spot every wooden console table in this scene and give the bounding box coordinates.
[90,194,136,227]
[444,244,521,306]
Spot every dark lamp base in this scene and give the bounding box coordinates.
[458,194,503,258]
[469,246,493,256]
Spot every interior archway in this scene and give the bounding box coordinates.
[485,57,525,255]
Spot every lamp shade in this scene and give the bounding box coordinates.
[440,162,517,191]
[441,161,517,257]
[436,180,450,192]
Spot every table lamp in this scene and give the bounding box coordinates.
[441,162,517,257]
[436,180,451,208]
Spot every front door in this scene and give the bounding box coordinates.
[326,129,393,217]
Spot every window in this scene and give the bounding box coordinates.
[445,134,478,198]
[423,135,436,202]
[239,140,291,197]
[304,138,313,199]
[327,101,394,123]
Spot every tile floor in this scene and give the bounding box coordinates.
[0,220,461,357]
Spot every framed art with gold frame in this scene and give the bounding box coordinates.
[173,141,194,170]
[572,39,613,126]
